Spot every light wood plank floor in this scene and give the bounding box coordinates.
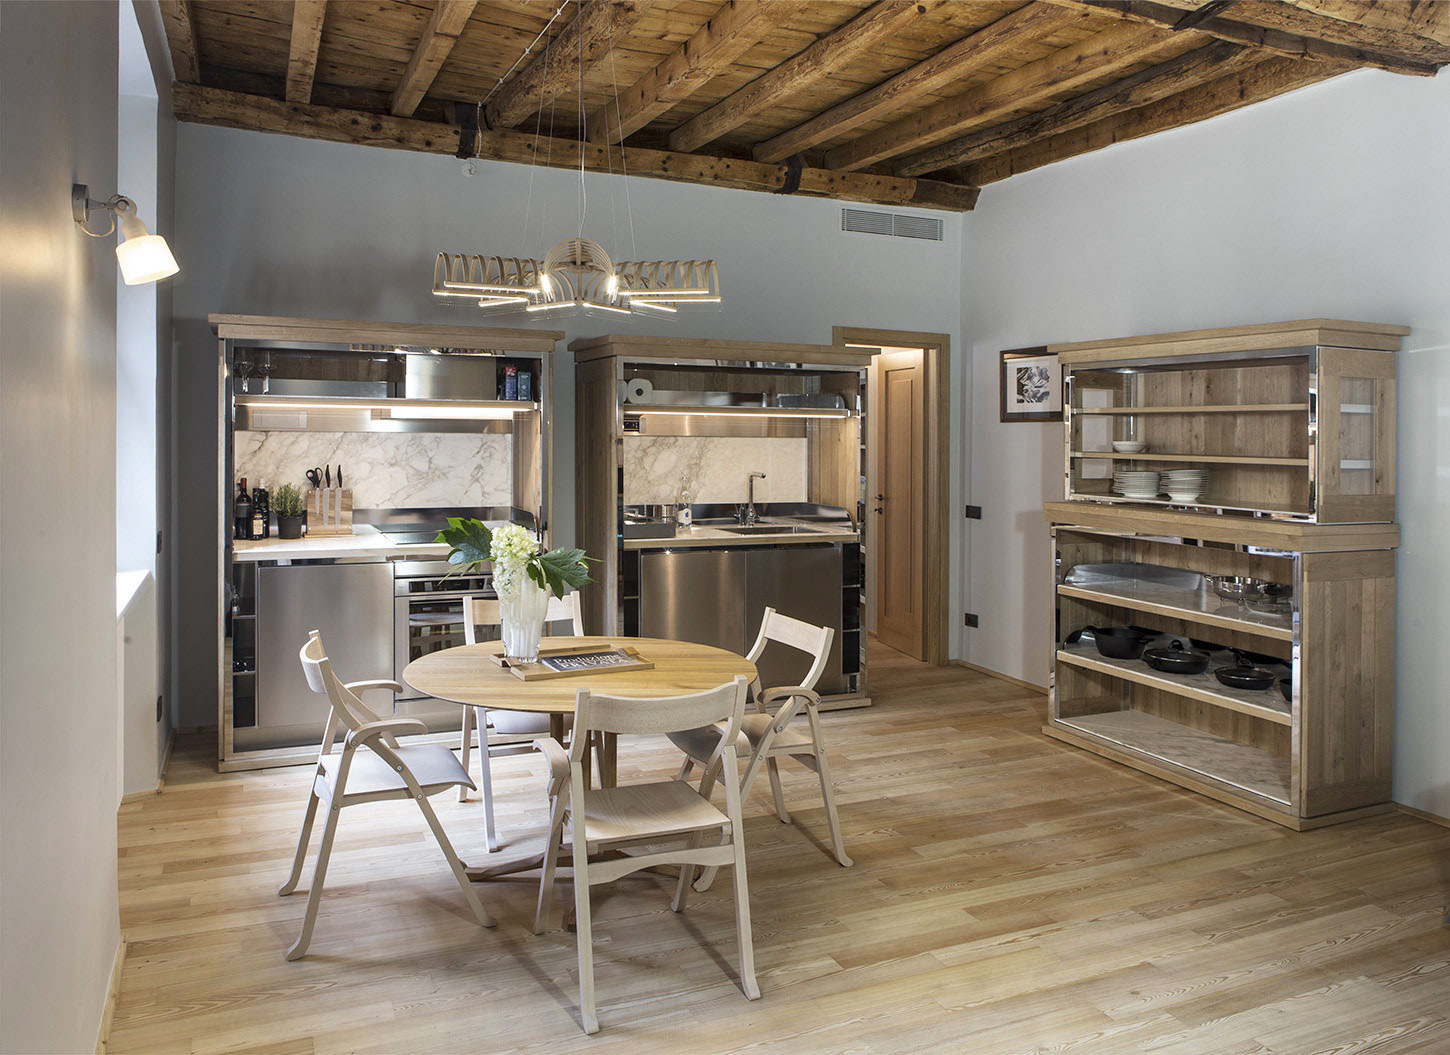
[112,644,1450,1053]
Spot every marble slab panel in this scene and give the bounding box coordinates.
[235,431,512,508]
[624,437,808,505]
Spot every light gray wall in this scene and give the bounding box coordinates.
[960,68,1450,816]
[169,123,967,726]
[0,2,122,1050]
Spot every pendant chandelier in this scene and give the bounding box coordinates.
[432,1,721,320]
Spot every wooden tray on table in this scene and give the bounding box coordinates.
[489,643,655,682]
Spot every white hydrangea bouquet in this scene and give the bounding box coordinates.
[435,519,592,661]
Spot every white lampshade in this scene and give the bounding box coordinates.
[115,212,179,285]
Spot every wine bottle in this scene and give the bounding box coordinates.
[251,486,270,540]
[234,479,252,540]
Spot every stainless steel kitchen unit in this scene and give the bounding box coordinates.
[639,544,847,695]
[213,314,562,771]
[242,559,394,751]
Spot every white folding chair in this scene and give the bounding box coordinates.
[457,592,584,853]
[533,677,759,1034]
[279,630,494,961]
[670,607,852,892]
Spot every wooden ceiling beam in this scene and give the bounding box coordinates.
[1276,0,1450,49]
[752,2,1087,165]
[390,0,478,116]
[898,39,1257,176]
[963,55,1350,185]
[824,22,1182,172]
[586,0,794,145]
[285,0,328,104]
[1050,0,1442,74]
[159,0,201,83]
[172,84,980,211]
[484,0,654,130]
[668,0,943,155]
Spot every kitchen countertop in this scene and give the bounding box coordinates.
[232,524,453,563]
[623,519,858,550]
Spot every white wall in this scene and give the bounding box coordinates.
[169,125,967,725]
[0,3,123,1050]
[960,68,1450,816]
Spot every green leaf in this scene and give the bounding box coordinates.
[433,518,493,579]
[537,547,593,598]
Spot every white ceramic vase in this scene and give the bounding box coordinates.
[499,576,549,662]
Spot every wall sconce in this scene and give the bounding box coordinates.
[72,184,179,285]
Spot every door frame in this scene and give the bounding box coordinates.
[833,326,951,666]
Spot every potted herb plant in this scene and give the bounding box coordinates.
[435,519,592,662]
[271,482,307,539]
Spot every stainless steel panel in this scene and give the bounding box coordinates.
[745,545,845,694]
[254,561,394,748]
[639,548,749,656]
[405,354,496,399]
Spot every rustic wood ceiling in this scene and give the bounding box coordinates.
[164,0,1450,212]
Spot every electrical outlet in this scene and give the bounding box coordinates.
[964,505,982,520]
[964,613,979,628]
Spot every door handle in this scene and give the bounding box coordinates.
[873,505,884,515]
[874,493,885,501]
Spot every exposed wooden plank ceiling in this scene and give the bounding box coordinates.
[166,0,1450,211]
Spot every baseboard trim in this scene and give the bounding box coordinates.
[95,936,126,1054]
[1398,803,1450,829]
[949,659,1047,696]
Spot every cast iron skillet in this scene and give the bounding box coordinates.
[1279,677,1292,702]
[1143,640,1210,676]
[1213,657,1278,690]
[1081,625,1153,660]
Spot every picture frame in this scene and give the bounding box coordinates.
[999,347,1062,423]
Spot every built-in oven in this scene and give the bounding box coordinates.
[392,558,497,728]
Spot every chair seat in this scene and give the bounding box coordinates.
[321,743,476,798]
[569,780,730,845]
[667,712,813,764]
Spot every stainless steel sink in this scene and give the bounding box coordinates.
[720,524,816,535]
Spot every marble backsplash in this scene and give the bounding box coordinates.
[624,437,808,505]
[235,431,512,508]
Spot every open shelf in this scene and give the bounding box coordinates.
[1058,575,1292,641]
[1074,404,1308,415]
[1063,493,1308,518]
[1057,643,1291,725]
[1056,709,1291,804]
[1071,451,1310,466]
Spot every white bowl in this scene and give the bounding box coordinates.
[1112,441,1147,454]
[1167,492,1203,502]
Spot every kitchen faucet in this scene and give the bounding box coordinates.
[742,472,767,526]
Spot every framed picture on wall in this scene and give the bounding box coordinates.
[999,347,1062,423]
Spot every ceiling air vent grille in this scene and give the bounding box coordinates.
[841,207,943,242]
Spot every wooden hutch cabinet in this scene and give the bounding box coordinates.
[1044,320,1405,829]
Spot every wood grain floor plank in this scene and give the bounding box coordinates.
[108,642,1450,1053]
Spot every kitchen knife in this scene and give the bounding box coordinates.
[325,465,331,488]
[336,465,343,489]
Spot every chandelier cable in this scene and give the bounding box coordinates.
[606,29,638,260]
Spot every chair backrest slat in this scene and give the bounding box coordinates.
[744,608,834,692]
[299,630,381,734]
[463,591,584,645]
[572,677,750,755]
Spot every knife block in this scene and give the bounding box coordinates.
[306,487,353,536]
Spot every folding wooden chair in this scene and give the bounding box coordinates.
[532,676,758,1034]
[279,630,493,961]
[670,607,852,892]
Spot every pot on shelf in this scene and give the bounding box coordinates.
[1213,658,1278,690]
[1081,625,1152,660]
[1143,641,1210,676]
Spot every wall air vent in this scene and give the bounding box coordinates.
[841,207,944,242]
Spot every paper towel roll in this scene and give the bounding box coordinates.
[624,377,654,404]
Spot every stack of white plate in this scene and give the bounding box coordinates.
[1162,468,1207,501]
[1113,470,1160,499]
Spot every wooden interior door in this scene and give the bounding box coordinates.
[871,349,925,658]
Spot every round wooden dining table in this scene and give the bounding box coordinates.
[402,635,758,879]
